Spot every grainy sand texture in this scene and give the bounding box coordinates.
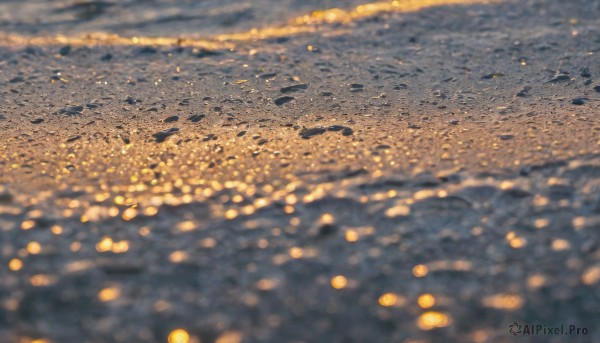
[0,0,599,342]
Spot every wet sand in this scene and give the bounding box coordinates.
[1,0,600,342]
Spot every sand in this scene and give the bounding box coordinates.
[0,0,599,342]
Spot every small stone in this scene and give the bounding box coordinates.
[31,118,44,124]
[9,76,24,83]
[500,134,514,140]
[515,86,531,97]
[66,135,81,142]
[187,114,205,122]
[449,119,459,125]
[547,73,570,83]
[101,53,112,61]
[300,127,326,139]
[274,96,294,106]
[58,106,84,115]
[59,45,72,56]
[572,98,585,105]
[482,73,504,79]
[580,66,591,78]
[138,47,157,54]
[124,96,140,105]
[163,115,179,123]
[0,114,5,120]
[594,85,600,93]
[280,83,309,93]
[152,127,179,142]
[320,91,333,96]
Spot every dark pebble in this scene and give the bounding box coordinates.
[9,76,24,83]
[482,73,504,79]
[58,106,84,115]
[152,127,180,143]
[274,96,295,106]
[86,103,101,109]
[300,127,326,139]
[0,114,5,120]
[515,86,531,97]
[259,73,277,79]
[280,83,309,93]
[572,98,585,105]
[320,91,333,96]
[66,135,81,142]
[393,84,408,90]
[580,66,591,78]
[59,45,72,56]
[101,53,112,62]
[237,131,247,137]
[187,114,205,122]
[500,134,514,140]
[547,73,570,83]
[138,47,157,54]
[163,115,179,123]
[124,96,140,105]
[31,118,44,124]
[195,49,223,58]
[594,85,600,93]
[449,119,459,125]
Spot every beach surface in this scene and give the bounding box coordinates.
[1,0,600,342]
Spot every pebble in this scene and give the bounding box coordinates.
[547,73,570,83]
[350,84,364,92]
[482,73,504,79]
[320,91,333,96]
[580,66,591,78]
[163,115,179,123]
[9,76,24,83]
[152,127,180,142]
[515,86,531,97]
[571,98,585,105]
[500,134,514,140]
[280,84,309,93]
[300,127,326,139]
[0,114,5,120]
[594,85,600,93]
[59,45,72,56]
[274,96,295,106]
[31,118,44,124]
[101,53,112,61]
[66,135,81,142]
[187,114,205,122]
[327,125,354,136]
[259,73,277,79]
[124,96,140,105]
[57,106,84,115]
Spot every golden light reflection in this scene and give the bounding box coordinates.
[0,0,496,49]
[331,275,347,289]
[289,247,303,259]
[168,329,190,343]
[417,311,451,330]
[582,266,600,285]
[417,294,436,309]
[412,264,429,277]
[98,287,121,302]
[216,331,242,343]
[378,292,404,307]
[8,258,23,271]
[482,294,523,310]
